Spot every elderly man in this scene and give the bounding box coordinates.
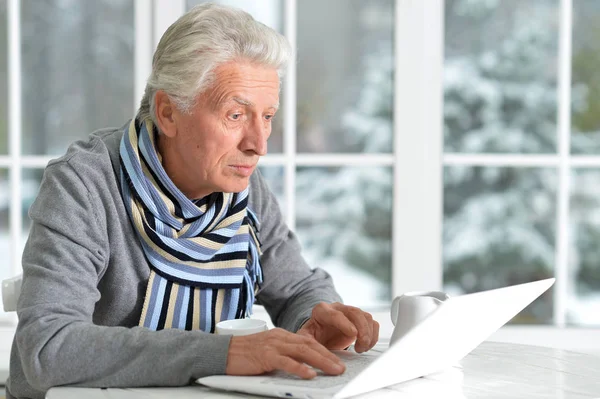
[6,4,379,399]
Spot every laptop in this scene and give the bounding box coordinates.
[197,278,555,399]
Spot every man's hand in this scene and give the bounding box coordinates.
[225,328,346,379]
[297,302,379,353]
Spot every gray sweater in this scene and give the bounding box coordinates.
[6,127,341,399]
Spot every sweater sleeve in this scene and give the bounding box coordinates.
[251,170,343,332]
[15,160,232,392]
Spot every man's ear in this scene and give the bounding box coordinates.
[155,90,177,138]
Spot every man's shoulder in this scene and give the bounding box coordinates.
[46,124,125,176]
[40,124,126,199]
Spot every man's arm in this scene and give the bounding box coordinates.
[15,161,231,392]
[222,171,379,378]
[249,170,343,331]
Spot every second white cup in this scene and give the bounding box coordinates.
[215,318,267,336]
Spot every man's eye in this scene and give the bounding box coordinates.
[230,113,242,120]
[265,115,274,121]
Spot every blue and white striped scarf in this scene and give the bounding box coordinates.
[119,117,263,332]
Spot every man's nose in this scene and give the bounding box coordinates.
[243,118,269,156]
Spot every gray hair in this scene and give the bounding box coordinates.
[138,3,292,125]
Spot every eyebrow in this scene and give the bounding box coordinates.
[232,96,279,110]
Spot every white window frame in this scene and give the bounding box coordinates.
[2,0,600,364]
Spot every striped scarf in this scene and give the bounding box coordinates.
[119,117,263,332]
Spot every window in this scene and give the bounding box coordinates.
[443,0,600,328]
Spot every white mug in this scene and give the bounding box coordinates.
[215,318,267,336]
[389,290,450,347]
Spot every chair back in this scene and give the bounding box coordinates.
[2,274,22,312]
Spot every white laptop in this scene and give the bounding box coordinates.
[197,278,555,399]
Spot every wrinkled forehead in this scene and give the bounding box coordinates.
[201,62,281,110]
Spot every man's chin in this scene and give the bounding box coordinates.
[222,178,250,194]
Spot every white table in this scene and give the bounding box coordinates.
[46,341,600,398]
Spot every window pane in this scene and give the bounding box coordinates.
[443,166,556,323]
[568,169,600,326]
[444,0,558,154]
[186,0,284,153]
[0,169,8,282]
[297,0,393,153]
[0,0,7,155]
[21,0,134,156]
[257,166,285,216]
[571,1,600,154]
[295,166,392,307]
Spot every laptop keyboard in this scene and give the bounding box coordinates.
[260,350,379,389]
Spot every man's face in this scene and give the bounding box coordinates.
[159,61,280,199]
